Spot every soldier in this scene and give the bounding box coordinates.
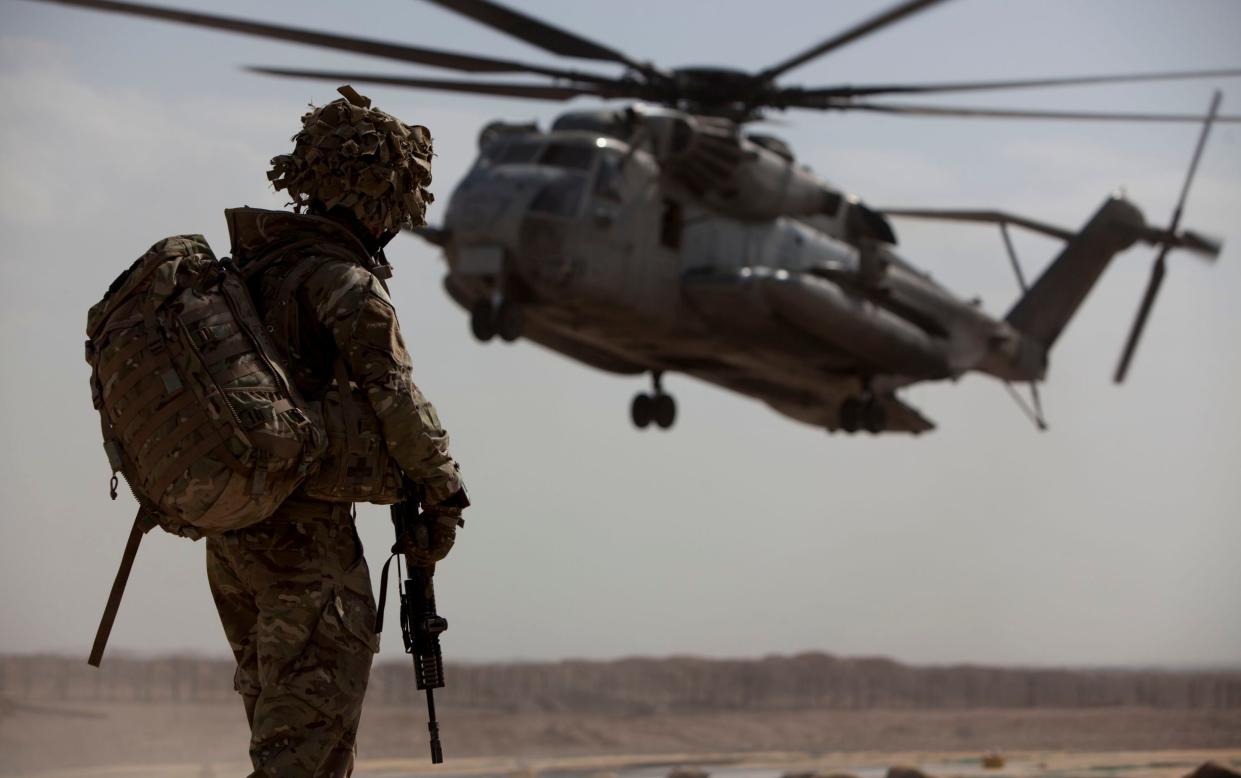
[207,86,468,778]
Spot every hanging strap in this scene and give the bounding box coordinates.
[375,551,399,636]
[88,510,156,667]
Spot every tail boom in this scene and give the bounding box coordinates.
[1004,196,1145,352]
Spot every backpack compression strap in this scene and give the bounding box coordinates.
[88,510,156,667]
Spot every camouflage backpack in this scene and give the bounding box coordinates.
[86,234,326,538]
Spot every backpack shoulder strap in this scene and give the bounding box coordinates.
[268,253,344,362]
[237,236,323,281]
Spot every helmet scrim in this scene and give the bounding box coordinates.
[268,85,434,232]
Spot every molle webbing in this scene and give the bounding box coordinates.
[97,333,148,377]
[145,432,222,505]
[127,392,198,458]
[137,413,214,477]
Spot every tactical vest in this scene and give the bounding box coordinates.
[240,234,404,506]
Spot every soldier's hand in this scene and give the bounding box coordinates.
[397,510,461,567]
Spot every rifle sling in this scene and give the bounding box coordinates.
[375,548,425,637]
[376,552,397,636]
[88,511,153,668]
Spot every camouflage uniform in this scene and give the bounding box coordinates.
[206,498,377,778]
[207,205,464,778]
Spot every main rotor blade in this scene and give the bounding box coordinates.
[21,0,617,83]
[422,0,652,74]
[791,67,1241,100]
[247,66,616,101]
[831,101,1241,123]
[756,0,952,83]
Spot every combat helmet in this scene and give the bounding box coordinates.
[268,85,434,234]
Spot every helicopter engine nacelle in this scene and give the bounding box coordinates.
[634,106,844,223]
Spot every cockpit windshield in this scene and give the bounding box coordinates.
[529,175,587,217]
[472,137,620,218]
[480,137,616,172]
[491,139,543,166]
[539,142,596,171]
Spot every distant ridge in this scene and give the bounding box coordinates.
[5,652,1239,713]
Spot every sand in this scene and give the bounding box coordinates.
[1,701,1239,777]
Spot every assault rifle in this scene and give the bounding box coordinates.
[379,483,456,764]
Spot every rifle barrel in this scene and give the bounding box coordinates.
[426,688,443,763]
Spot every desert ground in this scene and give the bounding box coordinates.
[3,655,1238,777]
[1,702,1239,777]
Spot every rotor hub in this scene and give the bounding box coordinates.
[665,67,770,119]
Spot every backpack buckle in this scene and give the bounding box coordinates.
[284,407,309,425]
[192,324,230,348]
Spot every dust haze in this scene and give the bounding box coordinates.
[2,0,1241,775]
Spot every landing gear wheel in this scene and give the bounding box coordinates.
[652,393,677,429]
[631,393,653,429]
[863,399,888,434]
[839,397,862,433]
[470,301,496,342]
[496,301,523,342]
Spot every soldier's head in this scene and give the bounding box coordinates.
[268,85,434,242]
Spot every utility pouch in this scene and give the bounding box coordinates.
[301,360,402,504]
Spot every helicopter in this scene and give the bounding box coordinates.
[25,0,1239,434]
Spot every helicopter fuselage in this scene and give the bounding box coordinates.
[20,0,1225,435]
[436,107,1129,433]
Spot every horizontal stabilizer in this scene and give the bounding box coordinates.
[880,207,1074,241]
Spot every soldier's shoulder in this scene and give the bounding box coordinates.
[298,252,391,312]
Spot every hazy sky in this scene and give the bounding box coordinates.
[1,0,1239,669]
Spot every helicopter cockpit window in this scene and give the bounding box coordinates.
[493,140,544,166]
[540,143,596,171]
[530,175,587,217]
[593,149,624,201]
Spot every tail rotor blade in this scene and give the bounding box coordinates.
[1166,91,1223,233]
[1113,253,1167,384]
[1112,90,1221,385]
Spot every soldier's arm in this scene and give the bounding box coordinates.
[303,258,465,505]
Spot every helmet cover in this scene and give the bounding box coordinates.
[268,85,434,232]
